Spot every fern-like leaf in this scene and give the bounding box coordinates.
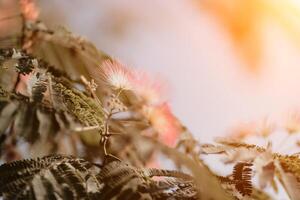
[232,162,253,196]
[0,155,199,200]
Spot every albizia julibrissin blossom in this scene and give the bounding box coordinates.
[101,60,167,105]
[284,112,300,134]
[100,60,181,146]
[101,60,134,91]
[19,0,39,21]
[228,119,275,140]
[143,103,181,147]
[131,70,167,106]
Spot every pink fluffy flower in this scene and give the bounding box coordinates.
[101,60,180,146]
[16,73,31,94]
[228,119,275,140]
[285,112,300,134]
[19,0,39,21]
[131,70,167,106]
[101,60,134,91]
[146,103,181,146]
[101,60,167,106]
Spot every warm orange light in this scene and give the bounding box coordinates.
[197,0,300,71]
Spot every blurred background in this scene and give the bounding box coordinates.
[3,0,300,142]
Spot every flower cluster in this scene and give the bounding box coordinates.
[100,59,180,146]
